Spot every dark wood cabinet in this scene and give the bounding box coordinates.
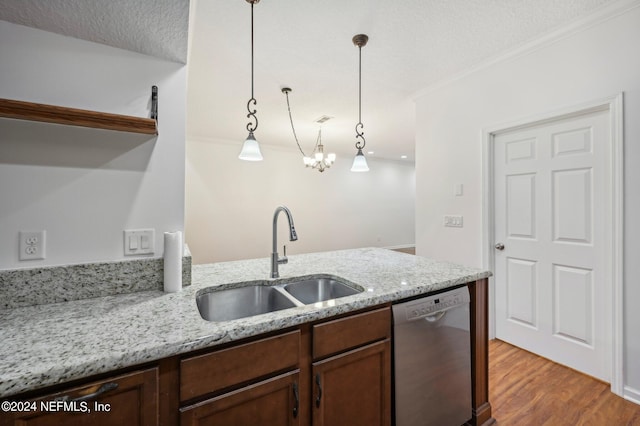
[311,307,392,426]
[468,278,494,426]
[178,306,392,426]
[312,340,391,426]
[179,330,301,402]
[0,367,158,426]
[312,307,391,359]
[180,371,300,426]
[178,330,302,426]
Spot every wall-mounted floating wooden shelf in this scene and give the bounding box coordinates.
[0,97,158,135]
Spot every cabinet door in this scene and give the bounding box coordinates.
[180,370,301,426]
[1,367,158,426]
[312,340,391,426]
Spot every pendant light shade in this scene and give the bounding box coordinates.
[238,131,263,161]
[350,148,369,172]
[351,34,370,173]
[239,0,263,161]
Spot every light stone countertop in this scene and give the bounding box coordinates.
[0,248,491,398]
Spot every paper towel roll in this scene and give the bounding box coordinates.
[164,231,183,293]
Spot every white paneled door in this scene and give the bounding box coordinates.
[493,110,609,381]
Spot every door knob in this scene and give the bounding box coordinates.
[495,243,505,251]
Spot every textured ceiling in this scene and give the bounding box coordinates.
[0,0,618,161]
[187,0,616,162]
[0,0,190,63]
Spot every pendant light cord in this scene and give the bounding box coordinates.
[355,44,366,150]
[251,2,254,100]
[246,2,258,133]
[284,90,308,157]
[359,46,362,125]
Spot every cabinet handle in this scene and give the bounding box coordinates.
[56,382,118,403]
[292,382,299,418]
[315,373,322,408]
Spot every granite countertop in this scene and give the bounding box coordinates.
[0,248,491,398]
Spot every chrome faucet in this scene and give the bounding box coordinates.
[271,206,298,278]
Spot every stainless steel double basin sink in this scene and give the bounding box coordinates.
[196,275,364,322]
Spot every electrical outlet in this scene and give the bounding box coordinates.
[19,230,46,260]
[124,229,155,255]
[444,215,464,228]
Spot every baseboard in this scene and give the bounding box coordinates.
[471,402,495,426]
[384,244,416,255]
[623,385,640,405]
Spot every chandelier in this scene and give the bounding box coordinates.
[303,127,336,172]
[282,87,336,173]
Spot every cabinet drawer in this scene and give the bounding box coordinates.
[0,367,158,426]
[313,307,391,360]
[180,330,300,402]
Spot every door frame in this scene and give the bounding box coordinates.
[481,93,624,396]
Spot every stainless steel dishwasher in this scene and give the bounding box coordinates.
[392,285,471,426]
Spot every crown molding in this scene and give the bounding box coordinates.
[413,0,640,100]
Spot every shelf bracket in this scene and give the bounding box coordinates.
[151,85,158,122]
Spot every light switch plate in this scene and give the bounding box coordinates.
[444,215,464,228]
[124,229,155,255]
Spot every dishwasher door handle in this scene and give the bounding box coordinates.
[423,310,447,323]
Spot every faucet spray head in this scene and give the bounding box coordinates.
[289,226,298,241]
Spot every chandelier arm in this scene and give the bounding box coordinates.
[315,128,321,150]
[284,90,307,157]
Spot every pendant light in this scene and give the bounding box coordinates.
[238,0,263,161]
[351,34,370,172]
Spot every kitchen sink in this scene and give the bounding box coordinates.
[196,275,364,322]
[283,276,363,305]
[196,285,297,322]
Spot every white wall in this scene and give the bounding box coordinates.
[0,21,186,269]
[414,4,640,401]
[186,138,415,264]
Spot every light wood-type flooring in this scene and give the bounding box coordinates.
[489,339,640,425]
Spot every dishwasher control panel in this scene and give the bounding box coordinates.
[403,287,470,320]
